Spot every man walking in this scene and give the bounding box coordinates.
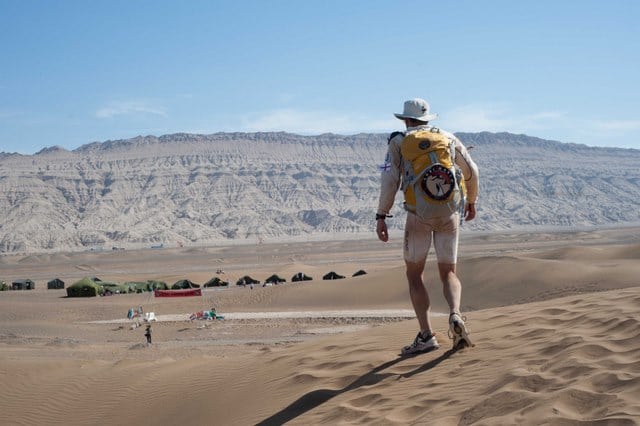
[376,98,479,354]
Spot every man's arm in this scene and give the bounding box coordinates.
[454,139,479,205]
[453,138,479,221]
[376,134,403,241]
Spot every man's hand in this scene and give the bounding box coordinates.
[376,219,389,242]
[464,203,476,221]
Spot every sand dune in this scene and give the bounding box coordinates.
[1,229,639,425]
[1,288,638,425]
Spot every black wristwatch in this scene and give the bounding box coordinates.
[376,213,392,221]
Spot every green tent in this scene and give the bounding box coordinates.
[264,274,286,284]
[172,279,200,289]
[322,271,345,280]
[47,278,65,289]
[124,280,168,292]
[236,275,259,286]
[204,277,229,287]
[291,272,312,282]
[66,277,101,297]
[12,279,35,290]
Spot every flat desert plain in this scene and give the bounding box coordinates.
[1,227,639,425]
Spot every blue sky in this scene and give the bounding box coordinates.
[1,0,639,154]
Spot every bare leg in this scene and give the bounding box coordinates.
[406,260,433,333]
[438,263,462,314]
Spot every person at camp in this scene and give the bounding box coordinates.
[144,325,152,345]
[375,98,479,354]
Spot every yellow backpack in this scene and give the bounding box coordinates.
[400,128,466,219]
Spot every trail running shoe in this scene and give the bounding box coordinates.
[401,331,440,355]
[449,313,473,349]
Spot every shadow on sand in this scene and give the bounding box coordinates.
[256,348,458,425]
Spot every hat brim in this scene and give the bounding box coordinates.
[394,112,438,121]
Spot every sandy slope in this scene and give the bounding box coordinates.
[1,229,639,425]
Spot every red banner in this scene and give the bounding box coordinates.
[154,288,202,297]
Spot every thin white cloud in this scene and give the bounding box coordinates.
[594,120,640,131]
[438,104,640,148]
[240,108,396,134]
[95,101,167,119]
[442,104,513,132]
[441,103,567,134]
[234,105,638,149]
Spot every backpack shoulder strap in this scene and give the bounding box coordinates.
[388,131,405,144]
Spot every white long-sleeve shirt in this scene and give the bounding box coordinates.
[377,125,479,217]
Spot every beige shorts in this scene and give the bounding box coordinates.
[404,212,460,264]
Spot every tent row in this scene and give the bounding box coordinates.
[11,268,369,297]
[236,270,367,286]
[65,276,231,297]
[2,269,369,295]
[0,278,66,291]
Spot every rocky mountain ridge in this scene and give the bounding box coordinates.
[1,131,639,253]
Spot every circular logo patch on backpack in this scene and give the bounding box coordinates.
[420,164,454,201]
